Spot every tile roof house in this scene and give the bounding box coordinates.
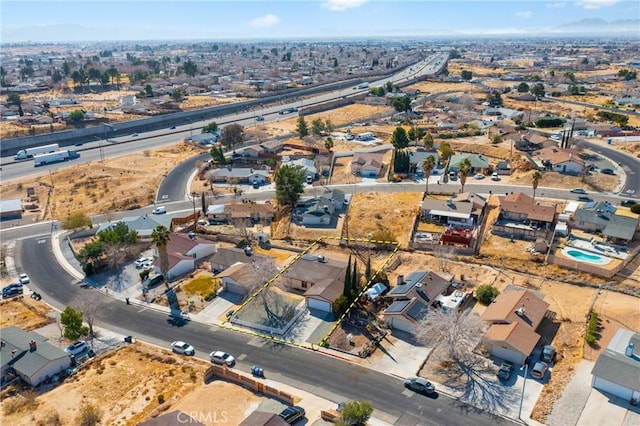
[493,193,557,241]
[153,232,216,280]
[533,146,585,175]
[97,214,173,241]
[591,328,640,403]
[281,256,347,313]
[350,152,384,178]
[572,201,639,243]
[0,327,71,387]
[384,271,452,335]
[480,288,550,364]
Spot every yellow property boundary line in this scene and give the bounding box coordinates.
[216,236,400,352]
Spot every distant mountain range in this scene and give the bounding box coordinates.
[551,18,640,35]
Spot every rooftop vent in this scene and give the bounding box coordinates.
[516,307,526,317]
[626,343,635,357]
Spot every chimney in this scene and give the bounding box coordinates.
[29,340,37,352]
[397,275,404,285]
[11,349,17,359]
[626,343,635,357]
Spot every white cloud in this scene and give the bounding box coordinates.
[546,2,567,8]
[250,14,280,28]
[574,0,619,10]
[516,11,533,18]
[322,0,368,12]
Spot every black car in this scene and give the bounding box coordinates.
[621,199,637,207]
[2,283,23,299]
[541,345,556,363]
[578,195,593,202]
[600,168,615,175]
[278,406,306,424]
[496,361,514,381]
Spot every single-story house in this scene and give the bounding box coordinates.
[281,158,316,181]
[0,198,23,220]
[383,271,452,334]
[1,326,71,387]
[493,193,557,240]
[480,288,550,364]
[206,204,226,223]
[153,232,215,280]
[97,214,173,241]
[281,256,346,312]
[409,150,440,174]
[209,168,270,185]
[224,203,274,227]
[533,146,584,175]
[591,328,640,403]
[421,193,486,228]
[449,153,489,174]
[350,153,384,178]
[215,262,264,298]
[572,201,639,243]
[210,247,273,273]
[299,197,335,226]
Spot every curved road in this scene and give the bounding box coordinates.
[16,235,511,426]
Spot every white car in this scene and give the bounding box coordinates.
[171,341,195,356]
[66,340,89,356]
[491,172,500,181]
[210,350,235,366]
[135,257,152,268]
[473,173,485,180]
[18,273,30,284]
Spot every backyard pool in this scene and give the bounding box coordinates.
[561,247,612,265]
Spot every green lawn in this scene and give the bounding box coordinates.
[182,275,218,297]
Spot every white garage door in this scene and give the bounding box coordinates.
[593,377,633,401]
[492,345,524,365]
[387,317,416,335]
[307,298,332,312]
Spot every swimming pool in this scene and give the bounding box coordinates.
[561,247,612,265]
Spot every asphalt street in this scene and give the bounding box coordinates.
[16,235,513,426]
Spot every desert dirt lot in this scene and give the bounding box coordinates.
[0,343,273,426]
[0,296,53,331]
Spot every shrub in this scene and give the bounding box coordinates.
[204,291,217,302]
[476,284,499,305]
[338,400,374,426]
[157,394,165,404]
[76,403,101,426]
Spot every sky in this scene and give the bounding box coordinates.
[1,0,639,42]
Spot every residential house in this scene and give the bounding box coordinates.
[240,411,288,426]
[140,411,205,426]
[533,146,585,175]
[480,289,550,364]
[493,193,557,240]
[421,193,486,228]
[408,150,440,174]
[224,203,274,227]
[383,271,452,334]
[210,247,273,273]
[259,139,285,154]
[449,153,489,174]
[153,232,215,280]
[591,328,640,403]
[97,214,173,241]
[572,201,639,244]
[215,262,264,298]
[281,256,347,312]
[205,205,226,223]
[281,157,317,181]
[0,198,23,220]
[0,326,71,387]
[209,167,270,185]
[297,189,345,226]
[350,152,384,178]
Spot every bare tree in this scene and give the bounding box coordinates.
[416,310,485,362]
[73,290,105,338]
[433,245,456,272]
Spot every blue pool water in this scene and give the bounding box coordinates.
[562,248,611,265]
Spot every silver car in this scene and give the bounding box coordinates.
[210,351,235,366]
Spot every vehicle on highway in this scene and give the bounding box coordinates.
[18,273,30,284]
[169,126,176,129]
[66,340,89,356]
[131,133,139,137]
[530,361,548,379]
[541,345,556,363]
[578,195,593,202]
[570,188,586,194]
[473,173,485,180]
[152,206,166,215]
[496,361,514,381]
[404,377,435,395]
[2,283,23,299]
[209,350,235,366]
[621,199,637,207]
[33,150,80,167]
[255,115,265,121]
[278,107,295,115]
[14,143,60,161]
[278,405,306,424]
[171,341,195,356]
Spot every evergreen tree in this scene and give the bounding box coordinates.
[344,256,352,297]
[296,116,309,137]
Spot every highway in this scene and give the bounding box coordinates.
[16,234,512,426]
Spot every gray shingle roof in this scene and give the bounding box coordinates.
[591,348,640,392]
[0,327,69,376]
[573,202,639,240]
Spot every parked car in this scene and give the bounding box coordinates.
[2,283,23,299]
[135,257,152,268]
[541,345,556,363]
[491,172,500,181]
[171,341,195,356]
[209,351,235,366]
[600,168,615,175]
[145,274,164,288]
[278,406,306,424]
[473,173,485,180]
[621,199,637,207]
[530,361,548,379]
[18,273,30,284]
[570,188,586,194]
[66,340,89,356]
[578,195,593,202]
[404,377,435,395]
[496,361,514,381]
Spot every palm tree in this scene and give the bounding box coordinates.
[421,155,436,196]
[151,225,171,289]
[458,158,472,193]
[532,171,542,201]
